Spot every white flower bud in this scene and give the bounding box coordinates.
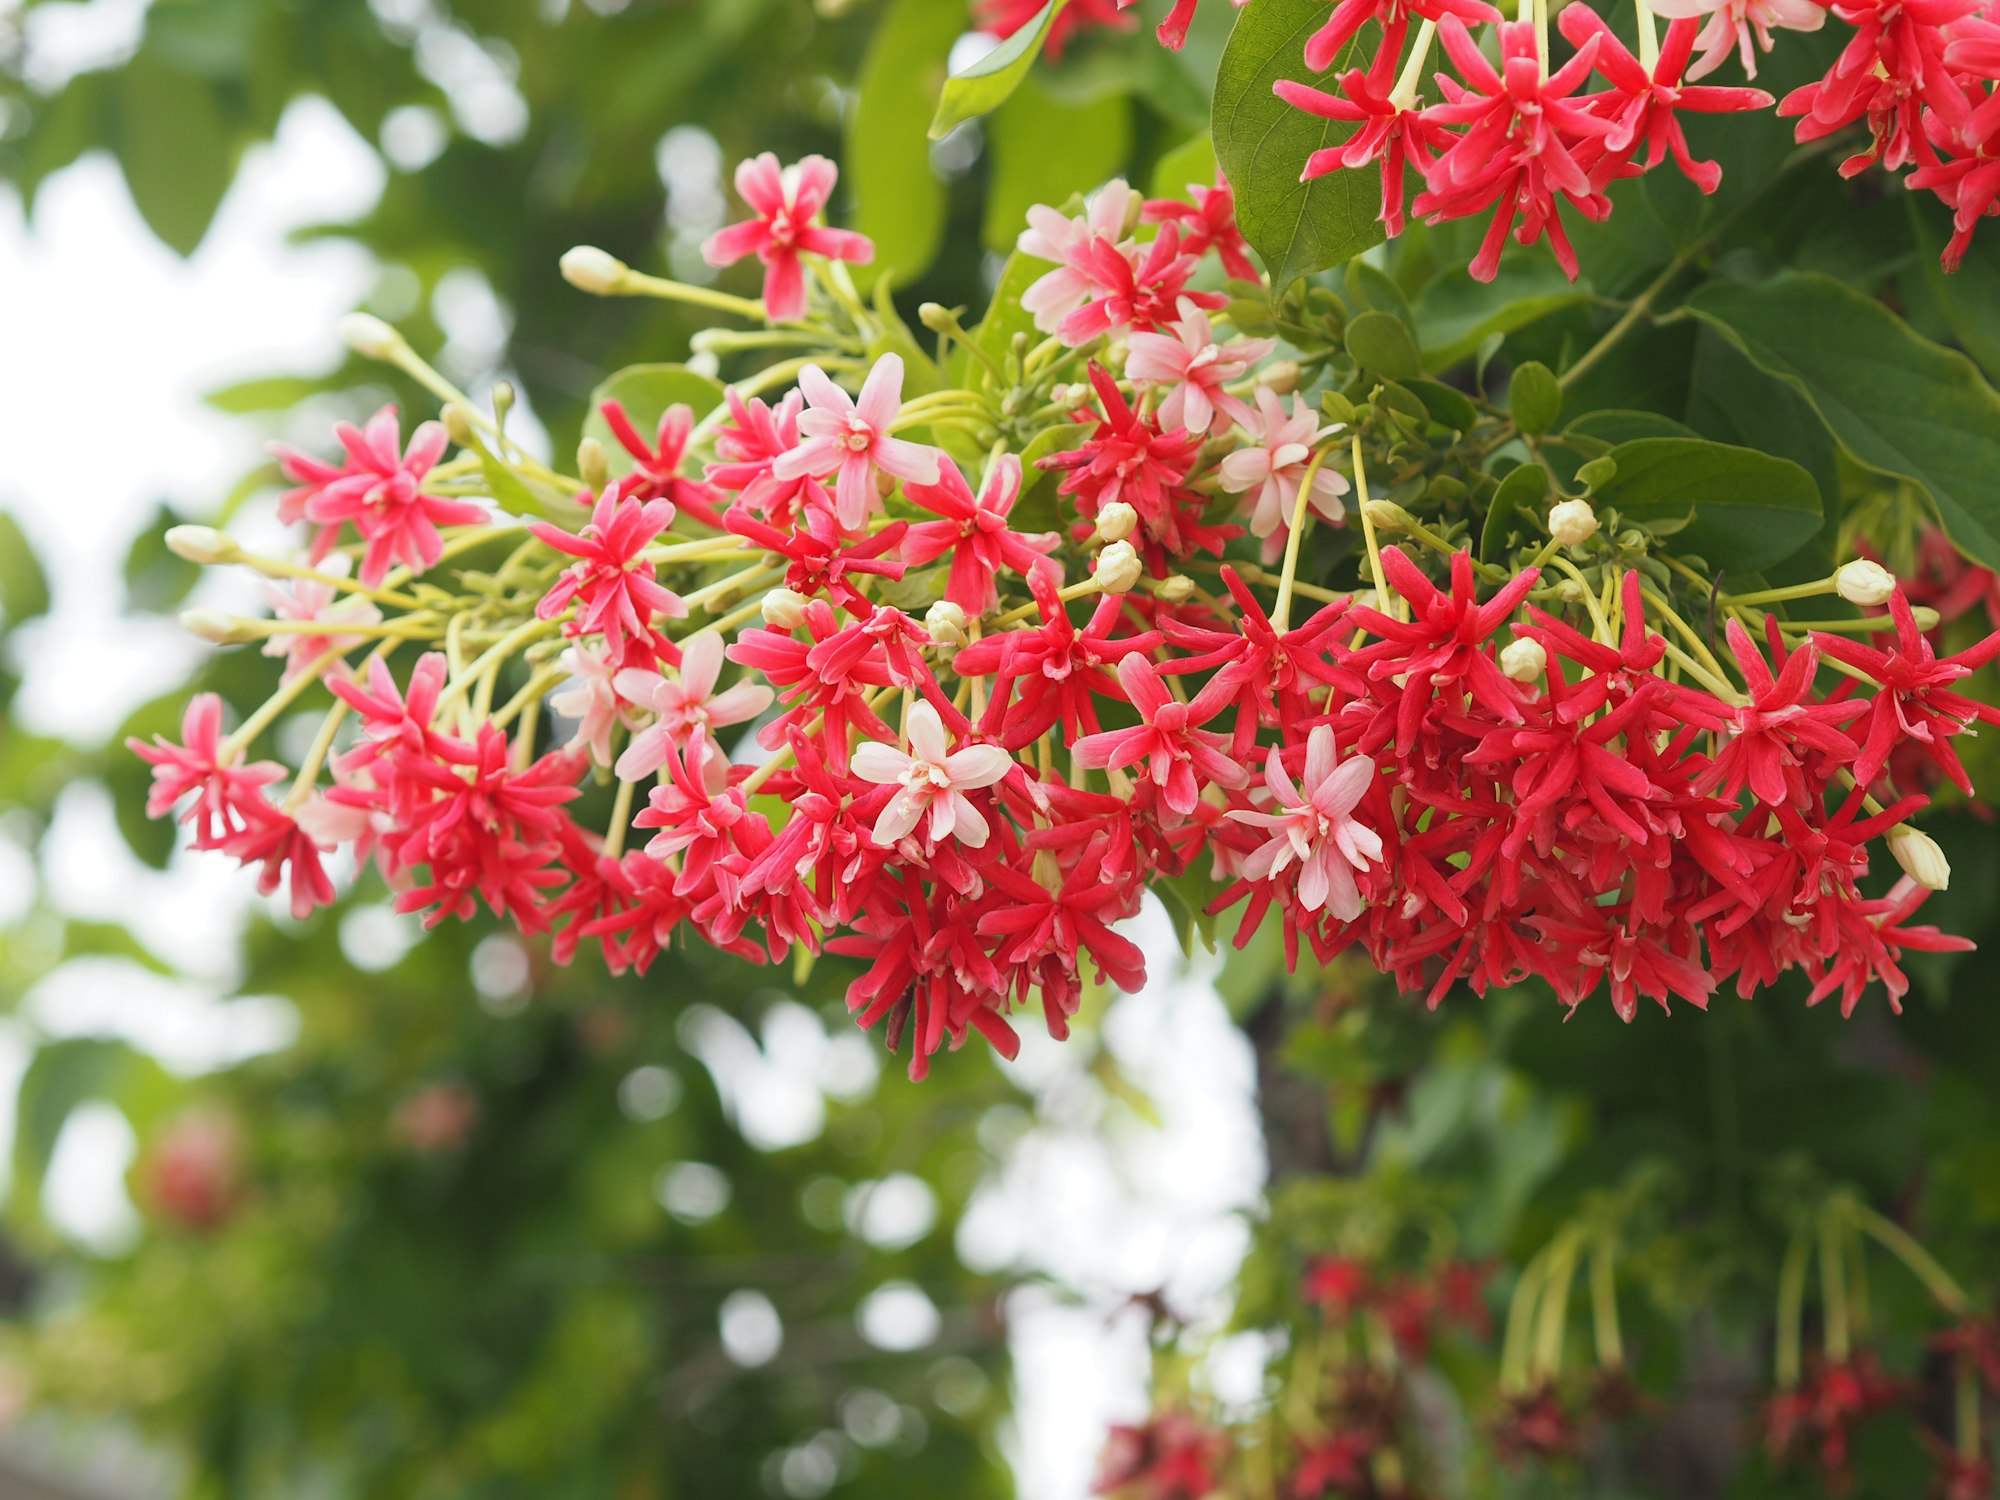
[1094,501,1139,544]
[1548,497,1599,547]
[924,599,968,649]
[164,525,240,566]
[1499,636,1548,682]
[1094,540,1143,595]
[577,437,610,492]
[1154,574,1195,604]
[760,587,811,630]
[179,610,260,645]
[1835,559,1897,607]
[1259,360,1302,395]
[339,313,404,361]
[1887,824,1951,891]
[560,245,629,295]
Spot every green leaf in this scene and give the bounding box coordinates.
[1509,361,1561,436]
[1212,0,1382,291]
[1908,195,2000,384]
[1679,273,2000,568]
[1479,463,1550,563]
[203,374,326,414]
[930,0,1068,139]
[1405,378,1478,434]
[1591,438,1822,572]
[982,79,1131,254]
[117,56,234,256]
[123,504,202,613]
[1344,310,1422,379]
[1149,130,1218,201]
[582,364,727,482]
[0,513,51,629]
[1412,260,1594,368]
[11,1038,172,1219]
[1562,410,1697,448]
[851,0,962,287]
[969,251,1048,388]
[1345,259,1411,327]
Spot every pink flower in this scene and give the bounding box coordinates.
[1218,386,1350,552]
[706,387,822,525]
[127,694,284,848]
[1143,179,1259,280]
[597,400,728,527]
[1056,224,1221,347]
[1018,180,1141,334]
[1651,0,1826,78]
[851,701,1015,849]
[1071,653,1249,816]
[901,454,1060,614]
[1124,297,1275,434]
[612,631,776,782]
[275,405,483,587]
[527,487,683,666]
[771,355,943,531]
[259,555,381,681]
[702,153,874,322]
[1229,726,1383,919]
[548,641,631,766]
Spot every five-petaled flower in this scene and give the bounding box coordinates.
[702,152,874,322]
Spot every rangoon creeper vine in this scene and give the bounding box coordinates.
[136,159,1995,1078]
[985,0,2000,279]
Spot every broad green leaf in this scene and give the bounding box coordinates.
[1509,361,1561,436]
[970,251,1049,386]
[1413,260,1593,369]
[1344,310,1421,379]
[117,56,234,256]
[11,1038,173,1219]
[203,374,326,414]
[1405,378,1479,434]
[1149,130,1218,201]
[582,364,727,482]
[1479,462,1550,563]
[1212,0,1381,291]
[1682,327,1840,536]
[930,0,1069,139]
[851,0,962,287]
[1345,259,1412,327]
[1562,410,1697,449]
[123,504,202,613]
[0,514,51,628]
[1591,437,1821,572]
[981,79,1131,254]
[1679,273,2000,568]
[1909,195,2000,385]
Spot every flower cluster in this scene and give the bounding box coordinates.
[139,156,1994,1085]
[1242,0,2000,277]
[1102,1195,1998,1499]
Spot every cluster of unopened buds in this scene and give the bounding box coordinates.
[136,148,1996,1081]
[980,0,2000,277]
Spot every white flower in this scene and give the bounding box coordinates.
[1549,498,1599,547]
[1218,386,1349,549]
[1500,636,1549,682]
[1887,825,1951,891]
[549,641,628,767]
[851,701,1014,849]
[1225,725,1382,919]
[1094,540,1143,594]
[1835,559,1897,607]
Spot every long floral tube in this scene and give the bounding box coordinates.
[137,161,1994,1080]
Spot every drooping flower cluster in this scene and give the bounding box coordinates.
[1252,0,2000,276]
[141,159,1994,1086]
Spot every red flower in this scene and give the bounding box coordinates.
[1091,1413,1230,1500]
[1278,57,1450,237]
[702,153,873,321]
[1072,653,1249,817]
[1041,363,1205,538]
[974,0,1132,58]
[275,405,481,586]
[527,487,683,668]
[1413,19,1617,281]
[597,400,729,528]
[1563,8,1775,193]
[902,454,1060,614]
[128,694,284,849]
[1701,618,1862,808]
[1765,1353,1903,1491]
[1057,225,1223,346]
[1143,179,1258,279]
[1301,1255,1372,1316]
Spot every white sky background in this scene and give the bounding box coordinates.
[0,12,1268,1498]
